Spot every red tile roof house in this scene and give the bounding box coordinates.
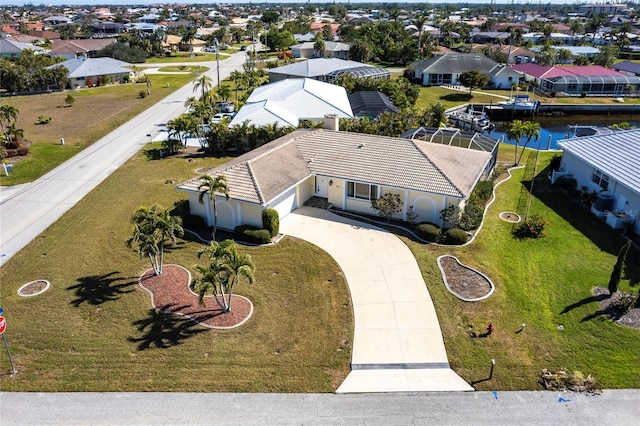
[510,63,640,96]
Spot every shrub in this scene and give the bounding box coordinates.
[445,228,468,245]
[554,175,577,193]
[550,90,557,97]
[37,115,52,124]
[469,181,493,204]
[415,223,441,242]
[182,214,206,229]
[459,203,484,231]
[16,146,29,156]
[440,205,460,229]
[234,225,271,244]
[139,90,147,98]
[513,214,547,239]
[262,208,280,237]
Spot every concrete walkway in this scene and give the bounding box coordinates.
[280,207,472,393]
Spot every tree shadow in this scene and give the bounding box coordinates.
[67,272,136,307]
[128,307,207,351]
[440,93,473,102]
[560,293,609,315]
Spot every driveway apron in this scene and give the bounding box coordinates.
[280,207,473,393]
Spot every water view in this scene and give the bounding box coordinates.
[488,115,640,150]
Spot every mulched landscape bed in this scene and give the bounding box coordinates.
[592,287,640,329]
[139,265,252,329]
[438,256,493,301]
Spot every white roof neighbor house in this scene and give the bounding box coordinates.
[558,129,640,233]
[229,78,353,128]
[46,57,131,88]
[177,127,494,231]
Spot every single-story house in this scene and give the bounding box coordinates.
[230,78,353,128]
[46,57,131,88]
[411,53,523,88]
[510,63,640,96]
[176,124,494,230]
[49,38,117,59]
[547,45,601,61]
[290,41,351,59]
[0,38,45,57]
[556,129,640,234]
[611,61,640,77]
[268,58,389,83]
[348,91,399,119]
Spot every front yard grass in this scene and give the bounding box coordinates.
[0,145,353,392]
[409,146,640,390]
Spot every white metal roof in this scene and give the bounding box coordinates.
[558,129,640,193]
[46,57,131,78]
[230,78,353,128]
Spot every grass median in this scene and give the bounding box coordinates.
[0,144,353,392]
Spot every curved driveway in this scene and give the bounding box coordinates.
[0,51,248,267]
[280,207,472,393]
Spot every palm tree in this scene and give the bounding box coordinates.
[198,174,230,240]
[191,240,255,312]
[193,74,214,103]
[0,104,19,139]
[313,34,325,58]
[412,15,429,58]
[125,205,183,275]
[217,84,232,102]
[507,120,526,165]
[516,121,541,164]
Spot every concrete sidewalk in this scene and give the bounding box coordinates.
[280,207,472,393]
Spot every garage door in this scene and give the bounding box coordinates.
[270,189,297,219]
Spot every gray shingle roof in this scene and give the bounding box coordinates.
[558,129,640,193]
[412,54,499,74]
[178,129,492,204]
[268,58,372,78]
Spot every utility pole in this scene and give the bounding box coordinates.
[214,37,220,88]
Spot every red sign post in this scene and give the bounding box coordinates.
[0,312,16,374]
[0,316,6,334]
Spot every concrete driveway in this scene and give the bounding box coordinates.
[280,207,472,393]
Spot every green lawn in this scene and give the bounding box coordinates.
[1,73,195,186]
[0,145,353,392]
[409,145,640,390]
[145,53,229,64]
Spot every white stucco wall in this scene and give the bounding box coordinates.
[297,176,315,207]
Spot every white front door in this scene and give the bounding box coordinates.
[315,176,328,198]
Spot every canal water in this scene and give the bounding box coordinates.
[488,114,640,150]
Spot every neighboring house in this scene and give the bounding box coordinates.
[611,61,640,77]
[28,30,61,40]
[0,38,45,57]
[293,32,316,42]
[511,63,640,96]
[162,34,182,53]
[556,129,640,234]
[176,125,494,231]
[229,78,353,128]
[180,37,206,53]
[547,45,601,61]
[268,58,389,83]
[578,3,627,15]
[411,53,522,88]
[49,38,117,59]
[469,31,510,44]
[348,91,399,118]
[46,57,131,88]
[43,16,72,27]
[290,41,351,59]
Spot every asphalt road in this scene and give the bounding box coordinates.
[1,390,639,425]
[0,51,247,267]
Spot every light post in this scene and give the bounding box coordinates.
[214,37,220,88]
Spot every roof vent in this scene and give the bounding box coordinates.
[307,159,313,163]
[358,143,365,148]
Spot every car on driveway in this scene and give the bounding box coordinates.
[204,46,218,53]
[211,112,236,124]
[240,45,247,51]
[215,102,235,113]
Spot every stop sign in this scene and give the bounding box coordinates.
[0,316,6,334]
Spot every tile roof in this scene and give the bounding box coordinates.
[612,61,640,74]
[412,53,499,74]
[558,129,640,193]
[511,63,624,79]
[49,38,117,54]
[177,129,492,204]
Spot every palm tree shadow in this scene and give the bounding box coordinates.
[560,293,608,314]
[129,307,207,351]
[67,272,136,307]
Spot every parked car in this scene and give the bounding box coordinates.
[211,112,235,124]
[240,45,247,51]
[219,43,230,49]
[215,102,235,113]
[204,46,218,53]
